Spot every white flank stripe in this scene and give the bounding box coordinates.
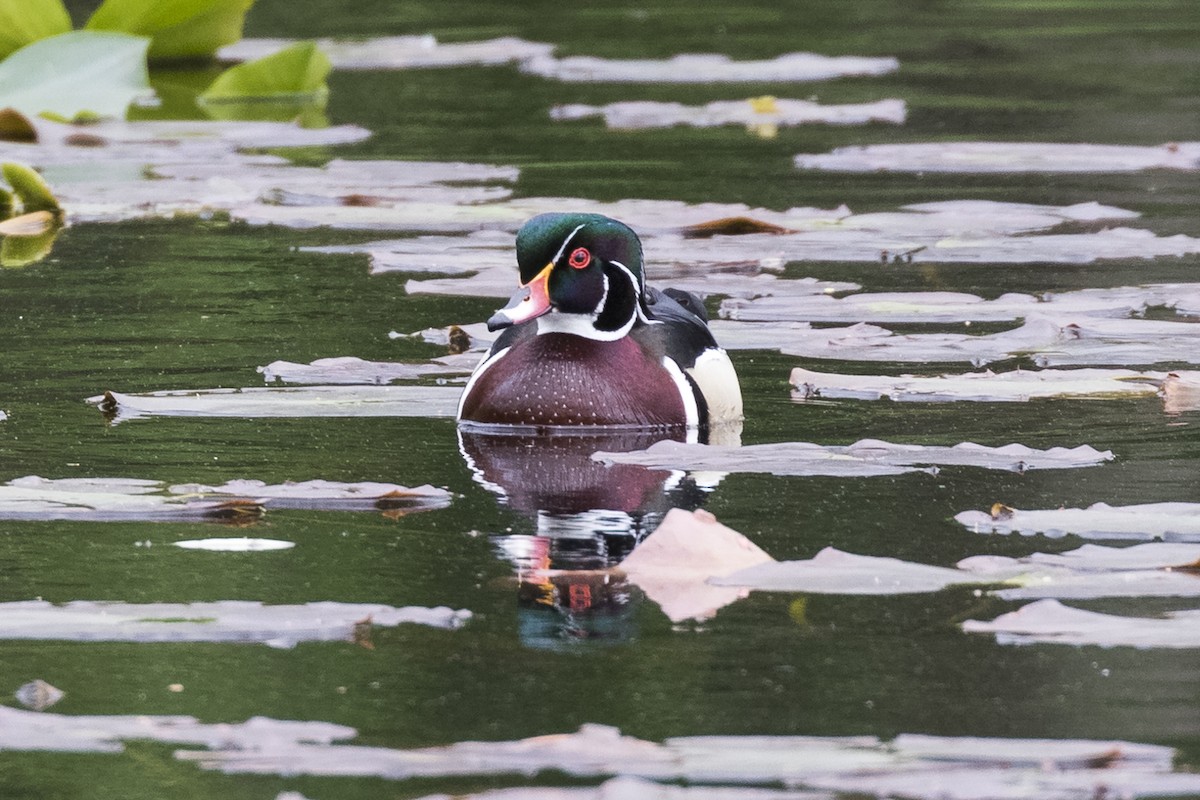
[662,357,700,428]
[456,346,511,419]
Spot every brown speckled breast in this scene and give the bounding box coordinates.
[459,333,687,428]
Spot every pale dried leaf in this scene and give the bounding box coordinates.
[0,600,471,646]
[520,52,900,82]
[594,439,1112,477]
[963,599,1200,648]
[88,386,462,424]
[795,141,1200,173]
[619,508,773,622]
[790,366,1168,403]
[956,502,1200,542]
[219,36,555,70]
[258,356,469,385]
[551,98,906,129]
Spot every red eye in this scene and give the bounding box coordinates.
[568,247,591,269]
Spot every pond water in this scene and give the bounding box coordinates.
[1,0,1199,797]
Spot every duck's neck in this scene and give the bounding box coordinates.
[535,310,634,341]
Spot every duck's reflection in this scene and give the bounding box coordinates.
[459,426,729,649]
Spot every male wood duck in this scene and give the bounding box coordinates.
[456,213,743,434]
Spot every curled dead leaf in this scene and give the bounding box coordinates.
[447,325,472,355]
[990,503,1015,520]
[681,216,795,238]
[206,499,266,523]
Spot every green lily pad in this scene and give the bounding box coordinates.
[0,0,72,60]
[86,0,254,61]
[0,32,150,120]
[200,40,330,106]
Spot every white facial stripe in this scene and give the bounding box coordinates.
[551,223,588,266]
[594,273,610,316]
[609,259,652,323]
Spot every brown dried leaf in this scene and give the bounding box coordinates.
[682,215,795,238]
[0,108,36,143]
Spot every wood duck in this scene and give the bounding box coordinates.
[456,213,743,434]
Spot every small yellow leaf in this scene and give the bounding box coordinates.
[748,95,779,114]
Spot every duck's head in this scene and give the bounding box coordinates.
[487,213,649,339]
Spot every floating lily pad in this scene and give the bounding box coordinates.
[790,367,1171,403]
[551,98,906,130]
[795,141,1200,173]
[258,356,469,385]
[0,475,451,520]
[0,476,261,521]
[1,707,1192,795]
[520,52,900,82]
[219,35,555,70]
[713,549,980,595]
[963,599,1200,649]
[179,722,1198,798]
[715,315,1200,367]
[594,439,1112,478]
[0,704,353,752]
[0,31,150,120]
[958,542,1200,600]
[956,502,1200,542]
[0,599,470,646]
[723,283,1200,324]
[89,385,462,423]
[167,478,452,511]
[624,511,1200,621]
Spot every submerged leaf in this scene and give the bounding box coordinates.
[86,0,254,61]
[200,40,330,108]
[0,31,150,120]
[0,0,71,60]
